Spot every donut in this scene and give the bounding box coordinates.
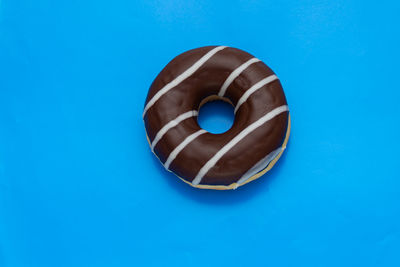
[143,46,290,190]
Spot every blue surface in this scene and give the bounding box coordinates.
[1,0,400,266]
[198,100,235,134]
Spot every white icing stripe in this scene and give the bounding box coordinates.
[164,129,207,170]
[151,110,198,151]
[143,46,227,118]
[192,105,288,185]
[234,75,278,113]
[218,58,260,97]
[236,147,283,186]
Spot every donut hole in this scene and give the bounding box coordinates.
[197,96,235,134]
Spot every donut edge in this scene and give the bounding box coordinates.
[146,114,291,190]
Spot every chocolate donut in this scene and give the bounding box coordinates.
[143,46,290,190]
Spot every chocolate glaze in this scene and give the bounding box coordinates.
[144,46,289,187]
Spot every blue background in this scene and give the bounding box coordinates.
[1,0,400,266]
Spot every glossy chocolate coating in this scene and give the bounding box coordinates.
[144,46,289,186]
